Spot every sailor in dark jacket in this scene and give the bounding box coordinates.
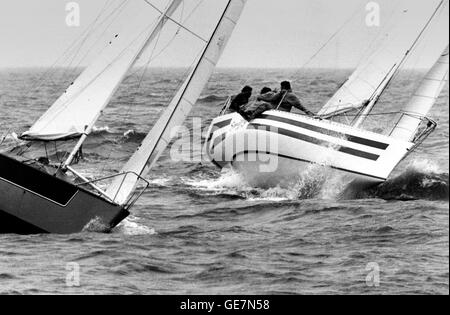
[229,86,253,115]
[257,81,315,116]
[244,87,277,119]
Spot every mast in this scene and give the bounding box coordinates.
[106,0,248,205]
[317,0,447,121]
[352,0,446,128]
[20,0,183,149]
[62,0,183,169]
[390,46,449,141]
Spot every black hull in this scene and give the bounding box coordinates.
[0,153,129,235]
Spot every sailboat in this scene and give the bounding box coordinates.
[0,0,248,234]
[205,0,449,190]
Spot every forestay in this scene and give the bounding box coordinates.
[21,0,183,141]
[318,0,446,118]
[106,0,247,205]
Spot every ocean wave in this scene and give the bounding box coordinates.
[91,126,111,135]
[182,161,449,202]
[121,130,147,142]
[112,217,156,236]
[362,170,449,201]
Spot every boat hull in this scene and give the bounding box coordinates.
[0,153,129,235]
[205,110,414,188]
[231,152,382,189]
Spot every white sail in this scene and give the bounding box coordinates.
[21,0,183,141]
[318,0,446,118]
[391,46,449,141]
[107,0,247,205]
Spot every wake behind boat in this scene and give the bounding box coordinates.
[0,0,247,234]
[205,1,449,191]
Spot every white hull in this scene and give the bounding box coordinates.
[205,110,415,188]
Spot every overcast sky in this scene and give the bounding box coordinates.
[0,0,448,69]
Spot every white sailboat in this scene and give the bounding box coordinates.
[205,0,448,189]
[0,0,247,234]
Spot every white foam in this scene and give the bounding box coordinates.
[92,126,110,133]
[123,129,135,138]
[148,177,173,186]
[405,159,442,174]
[183,166,349,201]
[113,217,156,236]
[183,169,249,192]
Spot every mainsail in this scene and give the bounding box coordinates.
[318,0,447,118]
[21,0,183,141]
[106,0,247,205]
[391,46,449,141]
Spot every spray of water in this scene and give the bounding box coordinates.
[112,216,156,236]
[184,163,354,201]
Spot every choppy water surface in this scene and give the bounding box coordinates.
[0,68,448,294]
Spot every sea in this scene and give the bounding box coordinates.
[0,68,448,295]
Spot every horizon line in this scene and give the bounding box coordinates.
[0,65,432,71]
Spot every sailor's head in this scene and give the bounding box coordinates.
[241,85,253,94]
[280,81,292,91]
[260,87,272,95]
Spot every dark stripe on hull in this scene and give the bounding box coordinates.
[212,133,228,151]
[231,151,386,182]
[248,123,380,161]
[258,114,390,150]
[214,119,233,129]
[207,119,233,142]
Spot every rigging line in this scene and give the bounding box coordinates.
[323,0,406,113]
[57,0,126,84]
[136,0,206,65]
[31,2,192,143]
[354,0,407,71]
[106,2,182,175]
[128,1,184,78]
[183,0,204,21]
[120,0,205,78]
[296,2,363,70]
[63,0,132,82]
[141,3,186,63]
[31,7,170,130]
[137,22,164,88]
[26,0,133,132]
[358,0,447,122]
[28,0,129,106]
[312,1,406,115]
[24,0,115,99]
[30,0,198,140]
[148,13,207,100]
[137,0,234,179]
[396,0,448,100]
[66,0,131,74]
[332,111,404,117]
[143,0,208,43]
[118,10,166,148]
